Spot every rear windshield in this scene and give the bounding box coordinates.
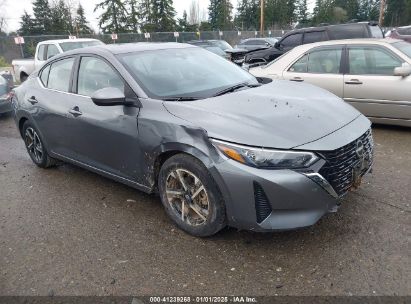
[392,41,411,59]
[369,25,384,38]
[397,28,411,35]
[59,40,103,52]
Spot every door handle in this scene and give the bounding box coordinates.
[345,79,363,85]
[68,106,82,117]
[27,96,38,104]
[290,77,304,82]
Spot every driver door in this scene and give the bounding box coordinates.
[65,55,143,182]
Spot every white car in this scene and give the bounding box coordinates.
[250,38,411,127]
[12,38,104,82]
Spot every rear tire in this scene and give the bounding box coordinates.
[20,73,28,83]
[22,121,57,168]
[158,154,226,237]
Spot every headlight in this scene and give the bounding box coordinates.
[211,139,318,169]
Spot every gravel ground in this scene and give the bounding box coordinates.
[0,114,410,296]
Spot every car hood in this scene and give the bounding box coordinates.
[164,80,362,150]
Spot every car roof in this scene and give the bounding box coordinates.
[38,38,101,44]
[62,42,196,56]
[291,38,403,51]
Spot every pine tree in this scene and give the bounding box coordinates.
[32,0,52,34]
[209,0,233,30]
[95,0,128,33]
[126,0,139,33]
[139,0,154,31]
[19,11,35,35]
[151,0,176,32]
[177,10,189,31]
[50,0,73,35]
[75,4,93,35]
[296,0,308,22]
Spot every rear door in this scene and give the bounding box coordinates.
[282,46,344,97]
[343,45,411,120]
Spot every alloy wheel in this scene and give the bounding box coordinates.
[165,169,210,226]
[25,127,43,163]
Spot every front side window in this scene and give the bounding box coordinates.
[77,57,124,97]
[46,44,59,60]
[348,47,402,75]
[281,33,303,48]
[47,57,75,92]
[289,48,342,74]
[118,47,257,99]
[37,45,46,61]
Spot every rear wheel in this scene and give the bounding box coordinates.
[158,154,226,237]
[20,73,28,83]
[22,121,56,168]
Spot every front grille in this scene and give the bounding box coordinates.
[318,129,374,197]
[253,182,272,224]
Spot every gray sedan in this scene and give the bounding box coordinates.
[12,43,373,236]
[0,75,12,114]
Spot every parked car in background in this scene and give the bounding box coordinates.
[12,38,104,83]
[235,37,278,51]
[386,26,411,43]
[244,22,384,66]
[12,43,373,236]
[0,75,12,114]
[187,40,231,59]
[250,39,411,127]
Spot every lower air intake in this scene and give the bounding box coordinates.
[253,182,272,224]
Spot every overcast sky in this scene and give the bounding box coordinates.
[1,0,315,33]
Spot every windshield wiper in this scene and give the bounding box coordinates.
[212,83,261,97]
[163,97,199,101]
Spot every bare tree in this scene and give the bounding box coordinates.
[0,0,8,33]
[188,0,200,25]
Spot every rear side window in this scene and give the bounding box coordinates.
[281,33,303,48]
[37,45,46,61]
[303,31,327,44]
[244,40,258,45]
[47,57,75,92]
[397,27,411,35]
[329,24,367,39]
[289,48,342,74]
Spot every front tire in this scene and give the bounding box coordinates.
[22,121,56,168]
[158,154,226,237]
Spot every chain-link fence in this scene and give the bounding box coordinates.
[0,30,287,64]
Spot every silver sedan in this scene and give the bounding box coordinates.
[250,38,411,127]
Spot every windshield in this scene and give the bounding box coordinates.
[59,40,104,52]
[118,47,258,99]
[204,46,226,57]
[392,41,411,59]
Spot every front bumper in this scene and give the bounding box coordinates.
[210,160,341,232]
[209,124,373,232]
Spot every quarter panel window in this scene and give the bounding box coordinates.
[47,58,75,92]
[289,54,308,72]
[348,47,402,75]
[40,65,50,86]
[77,57,124,97]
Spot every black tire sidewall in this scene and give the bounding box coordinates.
[22,121,49,167]
[158,154,226,237]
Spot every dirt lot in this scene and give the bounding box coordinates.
[0,114,410,296]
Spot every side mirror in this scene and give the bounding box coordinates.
[91,87,126,106]
[394,64,411,77]
[274,42,279,48]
